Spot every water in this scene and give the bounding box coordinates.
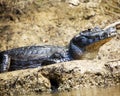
[27,85,120,96]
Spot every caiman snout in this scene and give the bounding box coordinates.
[105,27,117,37]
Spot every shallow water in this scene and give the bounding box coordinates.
[26,85,120,96]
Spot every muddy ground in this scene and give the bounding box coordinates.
[0,0,120,50]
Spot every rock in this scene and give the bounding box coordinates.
[0,69,51,95]
[40,60,120,91]
[0,59,120,95]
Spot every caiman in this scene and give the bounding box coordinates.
[0,26,117,73]
[69,26,117,59]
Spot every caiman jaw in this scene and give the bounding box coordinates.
[85,37,113,52]
[71,26,117,54]
[106,27,117,37]
[108,32,117,37]
[85,27,117,52]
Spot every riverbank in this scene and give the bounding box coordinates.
[0,33,120,95]
[0,0,120,95]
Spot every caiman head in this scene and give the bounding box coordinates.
[69,26,117,59]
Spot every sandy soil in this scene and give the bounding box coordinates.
[0,0,120,51]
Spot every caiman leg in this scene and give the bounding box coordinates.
[42,52,69,66]
[0,54,11,72]
[41,52,64,66]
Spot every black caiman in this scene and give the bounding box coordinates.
[0,26,117,73]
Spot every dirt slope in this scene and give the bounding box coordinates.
[0,0,120,51]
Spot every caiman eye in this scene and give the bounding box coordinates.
[73,35,80,42]
[80,37,88,43]
[74,36,88,44]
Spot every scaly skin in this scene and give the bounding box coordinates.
[0,45,71,72]
[0,27,117,73]
[69,27,117,59]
